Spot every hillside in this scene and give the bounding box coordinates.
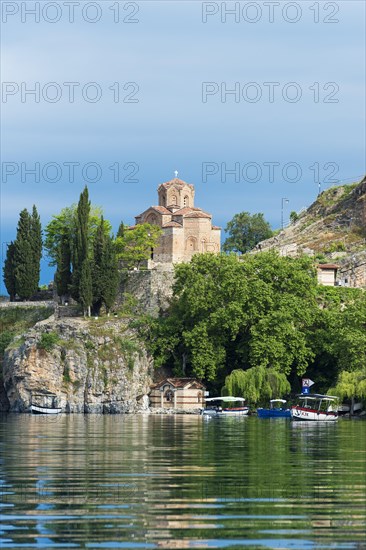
[257,176,366,287]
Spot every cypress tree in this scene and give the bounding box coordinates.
[3,242,16,301]
[71,186,90,301]
[55,233,72,303]
[91,217,105,315]
[30,205,42,289]
[116,221,125,239]
[101,236,119,315]
[92,217,119,315]
[14,209,38,300]
[79,259,93,317]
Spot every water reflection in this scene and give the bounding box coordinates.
[0,414,365,549]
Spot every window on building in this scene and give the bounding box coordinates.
[184,195,189,207]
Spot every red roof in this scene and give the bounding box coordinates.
[162,221,183,228]
[158,178,194,191]
[184,211,211,219]
[317,264,339,269]
[212,225,221,230]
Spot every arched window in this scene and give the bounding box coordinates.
[183,195,189,207]
[171,195,177,205]
[165,389,174,402]
[146,213,157,225]
[186,237,197,251]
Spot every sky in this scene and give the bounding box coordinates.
[1,0,365,291]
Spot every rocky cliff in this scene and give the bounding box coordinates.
[257,177,366,286]
[2,313,153,413]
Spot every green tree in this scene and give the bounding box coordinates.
[79,259,93,317]
[3,242,16,301]
[223,212,273,254]
[55,233,72,303]
[116,223,162,269]
[290,211,299,224]
[71,187,91,302]
[92,217,119,315]
[30,205,42,288]
[146,252,318,384]
[222,367,291,404]
[100,235,119,314]
[13,209,39,300]
[44,204,111,266]
[116,221,125,239]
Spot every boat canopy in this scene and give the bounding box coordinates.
[270,399,286,403]
[297,394,338,401]
[205,396,246,402]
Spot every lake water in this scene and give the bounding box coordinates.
[0,414,365,549]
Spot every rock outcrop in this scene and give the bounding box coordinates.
[2,315,153,413]
[256,177,366,287]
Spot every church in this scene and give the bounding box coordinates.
[134,175,221,267]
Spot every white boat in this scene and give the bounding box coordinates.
[31,393,62,415]
[291,394,338,422]
[200,396,249,417]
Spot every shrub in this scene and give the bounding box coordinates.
[38,332,60,351]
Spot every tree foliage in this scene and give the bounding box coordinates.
[12,208,42,300]
[223,212,273,254]
[55,233,72,300]
[44,204,111,266]
[147,252,318,385]
[116,223,162,268]
[92,217,119,314]
[3,242,16,301]
[222,367,291,404]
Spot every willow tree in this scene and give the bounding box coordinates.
[328,370,366,414]
[222,367,291,405]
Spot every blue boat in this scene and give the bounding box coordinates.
[257,399,291,418]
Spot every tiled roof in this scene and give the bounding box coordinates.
[212,225,221,230]
[135,205,171,218]
[158,178,194,191]
[184,211,211,219]
[151,377,205,390]
[317,264,339,269]
[150,206,171,214]
[162,221,183,228]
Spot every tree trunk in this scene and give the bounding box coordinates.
[350,396,355,415]
[182,353,187,375]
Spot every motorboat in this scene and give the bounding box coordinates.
[257,399,291,418]
[200,396,249,417]
[291,394,338,422]
[31,393,62,415]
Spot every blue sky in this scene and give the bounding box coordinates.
[1,0,365,290]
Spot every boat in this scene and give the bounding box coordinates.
[257,399,291,418]
[31,393,62,415]
[200,396,249,417]
[291,394,338,422]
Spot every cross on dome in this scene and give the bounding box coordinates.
[174,170,178,178]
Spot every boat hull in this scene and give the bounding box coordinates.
[201,407,249,417]
[257,408,291,418]
[31,405,62,415]
[291,406,338,422]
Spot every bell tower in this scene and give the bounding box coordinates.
[158,174,195,210]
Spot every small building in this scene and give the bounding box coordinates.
[317,264,339,286]
[149,378,205,410]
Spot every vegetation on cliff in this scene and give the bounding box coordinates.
[141,252,366,402]
[223,212,273,253]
